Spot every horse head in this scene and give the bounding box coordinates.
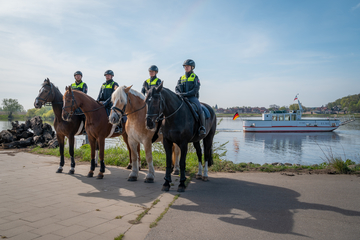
[62,86,77,122]
[145,82,164,130]
[34,78,54,108]
[109,85,132,125]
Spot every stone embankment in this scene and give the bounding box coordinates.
[0,116,58,149]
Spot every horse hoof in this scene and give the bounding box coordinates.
[173,170,180,175]
[68,170,75,175]
[177,186,185,192]
[145,178,154,183]
[56,169,63,173]
[162,185,170,191]
[128,176,137,181]
[126,164,132,170]
[96,173,104,179]
[196,174,202,179]
[202,176,209,182]
[87,172,94,178]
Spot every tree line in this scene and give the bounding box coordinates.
[326,93,360,113]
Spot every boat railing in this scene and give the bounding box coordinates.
[339,115,356,126]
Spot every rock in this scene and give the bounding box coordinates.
[48,138,59,148]
[277,163,284,166]
[293,163,301,167]
[33,135,44,144]
[30,116,43,136]
[271,162,279,166]
[2,137,33,149]
[42,123,53,135]
[0,130,15,143]
[43,132,53,142]
[18,131,34,139]
[284,163,292,166]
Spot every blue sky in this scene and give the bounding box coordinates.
[0,0,359,111]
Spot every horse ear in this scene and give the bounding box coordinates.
[46,78,50,83]
[124,85,132,94]
[156,81,163,93]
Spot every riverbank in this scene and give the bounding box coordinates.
[22,144,360,175]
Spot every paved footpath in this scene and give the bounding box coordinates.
[0,150,179,240]
[1,151,360,240]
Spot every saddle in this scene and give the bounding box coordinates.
[183,98,210,122]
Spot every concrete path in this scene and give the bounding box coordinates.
[145,172,360,240]
[0,150,179,240]
[1,151,360,240]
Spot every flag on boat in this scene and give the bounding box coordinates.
[233,112,239,120]
[294,94,299,101]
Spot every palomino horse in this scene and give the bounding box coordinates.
[109,85,180,182]
[145,82,217,192]
[34,78,83,174]
[62,86,140,179]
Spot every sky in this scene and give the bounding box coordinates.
[0,0,359,111]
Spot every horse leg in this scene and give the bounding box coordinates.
[144,141,155,183]
[177,143,188,192]
[162,138,174,191]
[122,132,133,170]
[128,139,140,181]
[87,135,97,178]
[193,141,203,179]
[96,138,106,179]
[172,144,180,175]
[95,150,99,167]
[56,135,65,173]
[68,135,75,174]
[202,134,214,182]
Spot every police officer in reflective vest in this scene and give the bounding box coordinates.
[97,70,122,133]
[175,59,206,136]
[141,65,162,96]
[71,71,88,94]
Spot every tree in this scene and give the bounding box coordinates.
[2,99,24,118]
[289,103,306,111]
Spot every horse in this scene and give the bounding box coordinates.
[108,85,181,183]
[34,78,84,174]
[62,86,140,179]
[145,82,217,192]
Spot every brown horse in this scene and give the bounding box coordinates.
[62,86,140,179]
[34,78,83,174]
[109,85,180,182]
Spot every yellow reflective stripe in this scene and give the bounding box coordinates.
[71,82,84,89]
[180,73,196,83]
[146,78,158,86]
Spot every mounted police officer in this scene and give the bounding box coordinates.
[141,65,162,96]
[97,70,122,133]
[71,71,88,94]
[175,59,206,136]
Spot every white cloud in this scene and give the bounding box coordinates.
[352,3,360,10]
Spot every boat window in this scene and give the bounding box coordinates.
[291,115,296,121]
[279,115,284,121]
[285,115,290,121]
[272,115,277,121]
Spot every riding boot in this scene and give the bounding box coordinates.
[199,111,206,136]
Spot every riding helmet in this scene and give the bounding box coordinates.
[104,70,114,76]
[183,59,195,69]
[148,65,158,72]
[74,71,83,77]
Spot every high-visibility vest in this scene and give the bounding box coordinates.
[71,82,84,90]
[146,78,159,86]
[101,81,115,89]
[180,73,196,83]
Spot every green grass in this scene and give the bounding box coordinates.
[114,233,124,240]
[150,194,180,228]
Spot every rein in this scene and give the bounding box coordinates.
[111,93,146,119]
[36,82,63,106]
[63,90,105,118]
[146,93,184,122]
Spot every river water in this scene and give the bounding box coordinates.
[1,118,359,165]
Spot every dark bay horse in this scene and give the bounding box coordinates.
[109,85,180,182]
[34,78,83,174]
[62,86,140,179]
[145,82,217,192]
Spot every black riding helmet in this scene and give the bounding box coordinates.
[74,71,83,77]
[104,70,114,76]
[183,59,195,69]
[148,65,158,72]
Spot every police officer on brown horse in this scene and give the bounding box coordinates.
[141,65,162,96]
[175,59,206,136]
[71,71,88,94]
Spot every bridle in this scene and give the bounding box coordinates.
[145,92,184,123]
[62,90,105,120]
[36,82,61,106]
[111,93,146,120]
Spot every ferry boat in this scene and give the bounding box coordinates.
[243,99,354,132]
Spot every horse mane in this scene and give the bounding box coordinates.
[42,79,62,98]
[69,88,100,105]
[112,85,145,105]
